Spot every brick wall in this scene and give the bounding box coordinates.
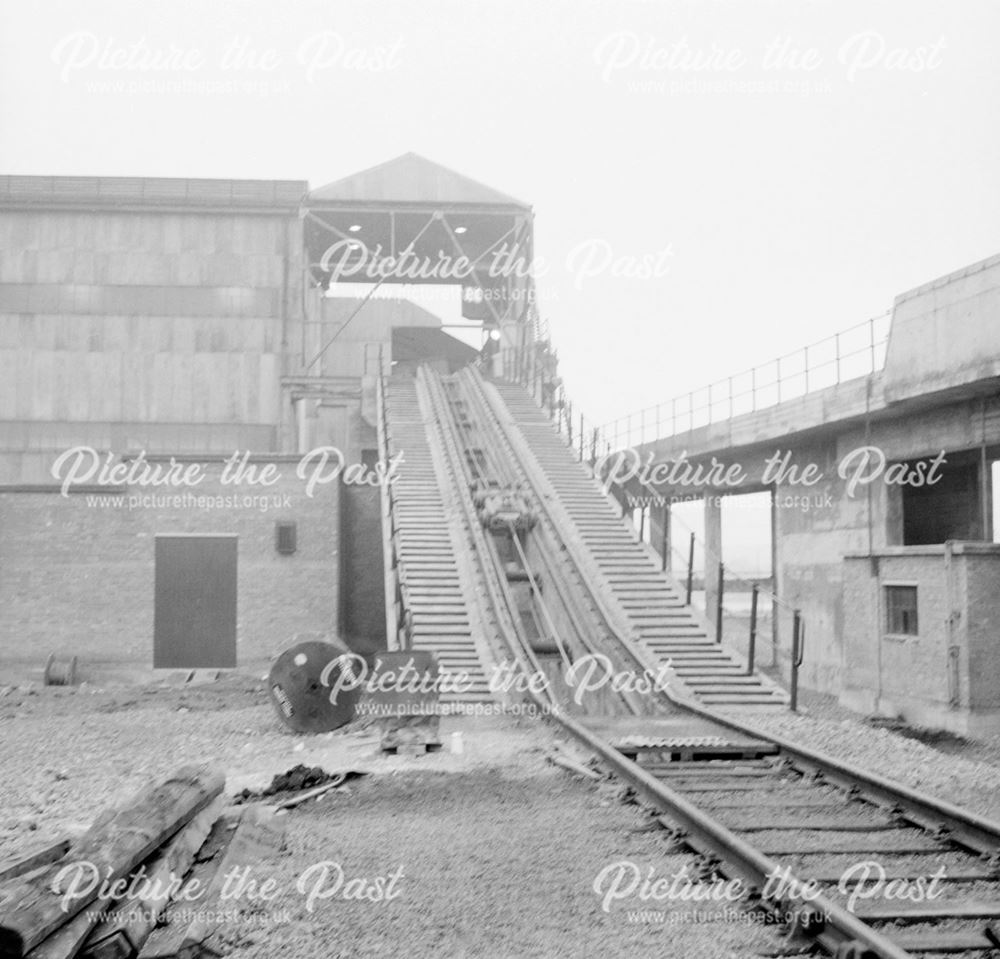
[0,457,339,670]
[842,544,1000,735]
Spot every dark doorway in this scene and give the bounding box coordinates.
[902,452,984,545]
[391,326,478,376]
[154,535,238,668]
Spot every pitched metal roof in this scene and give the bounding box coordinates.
[309,153,529,210]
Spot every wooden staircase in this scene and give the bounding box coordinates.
[383,376,493,702]
[490,380,788,709]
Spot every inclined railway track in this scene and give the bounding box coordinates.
[403,365,1000,959]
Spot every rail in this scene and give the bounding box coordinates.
[375,347,409,651]
[599,311,891,451]
[506,312,892,464]
[546,710,916,959]
[666,511,806,710]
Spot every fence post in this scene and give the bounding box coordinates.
[791,609,802,712]
[661,509,669,572]
[748,583,759,675]
[685,532,695,606]
[715,562,725,644]
[579,414,584,461]
[835,332,841,383]
[869,317,877,372]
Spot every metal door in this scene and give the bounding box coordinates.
[154,535,237,668]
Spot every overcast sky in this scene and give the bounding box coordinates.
[2,0,998,429]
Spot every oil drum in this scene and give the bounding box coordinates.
[267,638,363,734]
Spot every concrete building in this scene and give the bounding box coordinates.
[613,252,1000,735]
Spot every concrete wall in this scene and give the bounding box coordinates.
[0,458,339,671]
[884,252,1000,403]
[770,439,888,693]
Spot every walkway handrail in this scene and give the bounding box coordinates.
[507,313,891,472]
[374,346,408,651]
[598,311,891,451]
[666,511,805,709]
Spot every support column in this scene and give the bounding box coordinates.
[295,397,319,454]
[704,493,722,632]
[649,504,670,571]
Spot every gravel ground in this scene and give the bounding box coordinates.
[8,668,1000,956]
[729,689,1000,822]
[0,674,555,845]
[0,674,797,958]
[211,770,795,959]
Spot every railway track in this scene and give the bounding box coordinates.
[395,364,1000,959]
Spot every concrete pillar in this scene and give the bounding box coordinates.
[704,493,722,634]
[649,504,670,571]
[295,397,318,454]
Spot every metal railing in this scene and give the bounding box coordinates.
[375,345,411,652]
[599,312,891,452]
[665,513,805,711]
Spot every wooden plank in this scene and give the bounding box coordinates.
[79,800,224,959]
[855,900,1000,921]
[24,902,96,959]
[135,816,237,959]
[172,806,286,958]
[0,843,71,884]
[0,766,225,959]
[891,930,999,952]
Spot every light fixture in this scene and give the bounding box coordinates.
[454,226,468,234]
[350,243,361,251]
[349,224,362,232]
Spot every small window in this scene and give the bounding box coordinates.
[275,522,297,555]
[885,585,918,635]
